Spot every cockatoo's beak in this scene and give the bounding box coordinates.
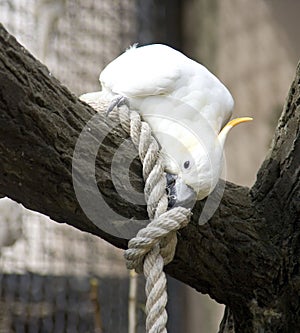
[166,173,197,209]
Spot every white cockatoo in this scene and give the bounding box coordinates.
[81,44,252,207]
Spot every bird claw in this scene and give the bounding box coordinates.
[106,95,130,116]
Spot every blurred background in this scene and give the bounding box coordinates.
[0,0,299,332]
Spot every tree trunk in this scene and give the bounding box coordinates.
[0,24,299,332]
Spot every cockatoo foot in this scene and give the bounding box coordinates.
[107,95,130,116]
[166,173,197,209]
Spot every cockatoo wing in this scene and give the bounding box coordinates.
[100,44,234,133]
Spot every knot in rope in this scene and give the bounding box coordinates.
[125,206,191,273]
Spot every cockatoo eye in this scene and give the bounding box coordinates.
[183,160,191,170]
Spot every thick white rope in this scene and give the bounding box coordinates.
[83,96,191,332]
[110,102,191,333]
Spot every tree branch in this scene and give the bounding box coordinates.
[0,24,299,332]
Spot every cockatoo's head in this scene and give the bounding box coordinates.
[160,117,252,208]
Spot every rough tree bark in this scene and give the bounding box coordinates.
[0,24,299,332]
